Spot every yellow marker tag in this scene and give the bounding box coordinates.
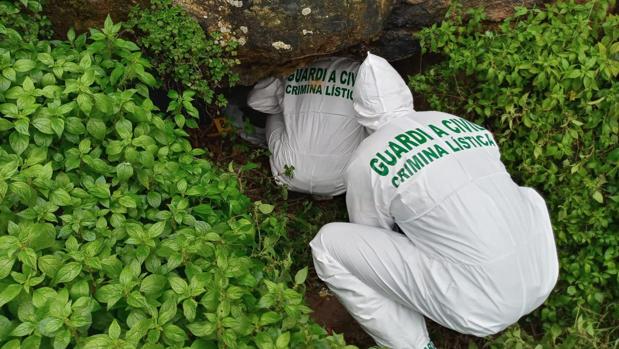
[213,117,231,135]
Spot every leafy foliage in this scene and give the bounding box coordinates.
[0,2,355,348]
[127,0,240,108]
[410,0,618,333]
[0,0,51,42]
[486,309,618,349]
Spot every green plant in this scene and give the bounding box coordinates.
[127,0,239,109]
[487,307,619,348]
[0,0,51,43]
[410,0,618,336]
[0,2,355,348]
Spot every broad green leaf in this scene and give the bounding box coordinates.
[0,118,12,131]
[163,324,187,343]
[79,54,92,69]
[25,147,47,166]
[221,329,236,348]
[116,162,133,181]
[2,67,16,81]
[13,59,36,72]
[37,317,63,337]
[108,320,121,340]
[83,335,112,349]
[31,117,54,135]
[182,299,197,322]
[37,53,54,66]
[77,94,93,114]
[0,284,22,307]
[14,118,29,135]
[9,132,29,155]
[0,103,18,116]
[140,274,167,296]
[70,279,90,299]
[0,257,15,279]
[53,262,82,284]
[158,298,177,325]
[17,248,37,269]
[169,276,188,295]
[50,188,72,206]
[0,339,21,349]
[260,311,281,326]
[115,119,132,139]
[38,255,63,277]
[258,203,274,214]
[275,332,290,349]
[10,322,34,337]
[148,221,165,238]
[125,319,153,344]
[50,118,64,137]
[53,329,71,349]
[79,139,91,154]
[294,266,308,285]
[186,321,215,337]
[147,192,161,208]
[95,284,123,309]
[94,93,114,114]
[119,196,137,208]
[86,118,106,140]
[65,117,85,135]
[0,235,19,250]
[592,191,603,203]
[255,332,274,349]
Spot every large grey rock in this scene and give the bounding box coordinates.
[45,0,544,84]
[177,0,395,84]
[374,0,545,61]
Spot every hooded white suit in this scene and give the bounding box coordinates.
[247,57,366,196]
[310,53,559,348]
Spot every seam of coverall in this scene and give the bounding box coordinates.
[294,110,360,119]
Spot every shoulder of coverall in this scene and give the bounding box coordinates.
[352,52,414,131]
[246,77,284,114]
[300,57,360,74]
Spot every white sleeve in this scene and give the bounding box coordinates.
[345,160,395,230]
[247,77,284,114]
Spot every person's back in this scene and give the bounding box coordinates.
[348,111,549,264]
[348,111,558,330]
[248,57,365,196]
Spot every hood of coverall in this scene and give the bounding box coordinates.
[353,53,414,131]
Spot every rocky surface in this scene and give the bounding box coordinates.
[46,0,146,36]
[45,0,545,84]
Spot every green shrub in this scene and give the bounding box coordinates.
[0,2,355,348]
[127,0,239,110]
[488,308,618,348]
[0,0,51,42]
[410,0,618,331]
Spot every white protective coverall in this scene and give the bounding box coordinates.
[310,53,559,349]
[247,57,366,196]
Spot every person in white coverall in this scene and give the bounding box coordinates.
[310,53,559,349]
[247,57,366,197]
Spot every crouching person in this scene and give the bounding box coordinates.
[310,53,559,349]
[247,57,366,198]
